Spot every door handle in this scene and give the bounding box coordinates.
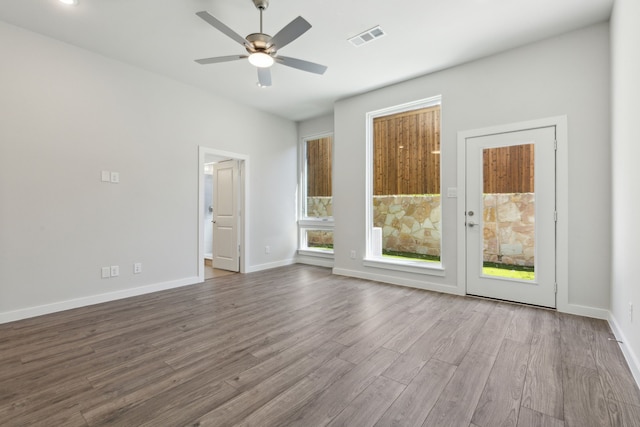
[467,221,477,227]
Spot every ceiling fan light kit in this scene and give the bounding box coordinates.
[248,52,274,68]
[195,0,327,87]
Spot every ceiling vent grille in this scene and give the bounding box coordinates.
[348,26,385,47]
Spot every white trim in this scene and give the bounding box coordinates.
[333,268,462,295]
[362,258,445,277]
[245,258,296,273]
[297,132,335,254]
[364,95,443,272]
[457,116,568,310]
[298,219,335,228]
[561,304,610,320]
[297,249,334,259]
[296,255,335,268]
[198,146,249,281]
[0,277,200,324]
[609,312,640,389]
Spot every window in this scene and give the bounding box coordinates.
[299,134,334,255]
[365,96,443,273]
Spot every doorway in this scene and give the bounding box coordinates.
[198,147,249,282]
[462,126,557,307]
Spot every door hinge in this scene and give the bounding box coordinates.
[554,211,558,222]
[554,282,558,294]
[554,139,557,150]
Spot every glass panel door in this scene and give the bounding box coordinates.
[466,127,556,307]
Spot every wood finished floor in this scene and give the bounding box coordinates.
[1,265,639,426]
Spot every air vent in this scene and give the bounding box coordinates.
[348,26,386,47]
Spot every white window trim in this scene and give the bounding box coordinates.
[364,95,444,275]
[298,132,334,256]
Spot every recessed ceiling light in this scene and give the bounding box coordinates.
[59,0,78,6]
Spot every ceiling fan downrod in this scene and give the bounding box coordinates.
[253,0,269,33]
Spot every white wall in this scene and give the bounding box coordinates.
[297,113,334,139]
[610,0,640,383]
[0,22,298,321]
[329,23,611,313]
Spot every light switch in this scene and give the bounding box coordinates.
[110,172,120,183]
[101,171,110,182]
[447,187,457,198]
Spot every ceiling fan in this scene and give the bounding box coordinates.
[195,0,328,87]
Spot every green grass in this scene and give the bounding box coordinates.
[382,250,440,263]
[308,247,534,280]
[381,250,535,280]
[482,266,535,280]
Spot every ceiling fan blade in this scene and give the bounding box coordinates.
[195,55,248,65]
[276,56,327,75]
[196,11,249,47]
[270,16,311,50]
[257,68,272,87]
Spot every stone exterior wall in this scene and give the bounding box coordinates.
[373,195,442,257]
[483,193,535,267]
[307,196,332,218]
[306,230,333,248]
[305,194,535,267]
[306,196,333,247]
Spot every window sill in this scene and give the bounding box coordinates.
[363,257,445,277]
[298,219,334,228]
[298,249,334,259]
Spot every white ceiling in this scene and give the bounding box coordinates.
[0,0,612,122]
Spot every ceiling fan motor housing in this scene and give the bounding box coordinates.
[246,33,275,54]
[252,0,269,10]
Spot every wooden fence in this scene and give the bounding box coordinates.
[373,106,441,195]
[483,143,534,193]
[307,110,534,197]
[306,137,332,197]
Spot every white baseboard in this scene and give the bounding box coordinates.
[0,276,200,324]
[608,312,640,389]
[245,258,296,273]
[296,256,335,268]
[558,303,610,320]
[332,267,463,295]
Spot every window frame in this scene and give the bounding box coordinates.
[298,132,334,256]
[364,96,444,275]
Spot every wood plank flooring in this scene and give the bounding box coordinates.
[1,265,639,426]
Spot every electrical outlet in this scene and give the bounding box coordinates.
[110,265,119,277]
[350,250,356,259]
[134,263,142,274]
[110,171,120,183]
[265,246,271,254]
[101,267,110,278]
[630,302,634,322]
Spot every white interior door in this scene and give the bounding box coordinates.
[465,126,556,307]
[212,160,239,272]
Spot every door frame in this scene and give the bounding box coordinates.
[457,116,569,310]
[198,146,249,281]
